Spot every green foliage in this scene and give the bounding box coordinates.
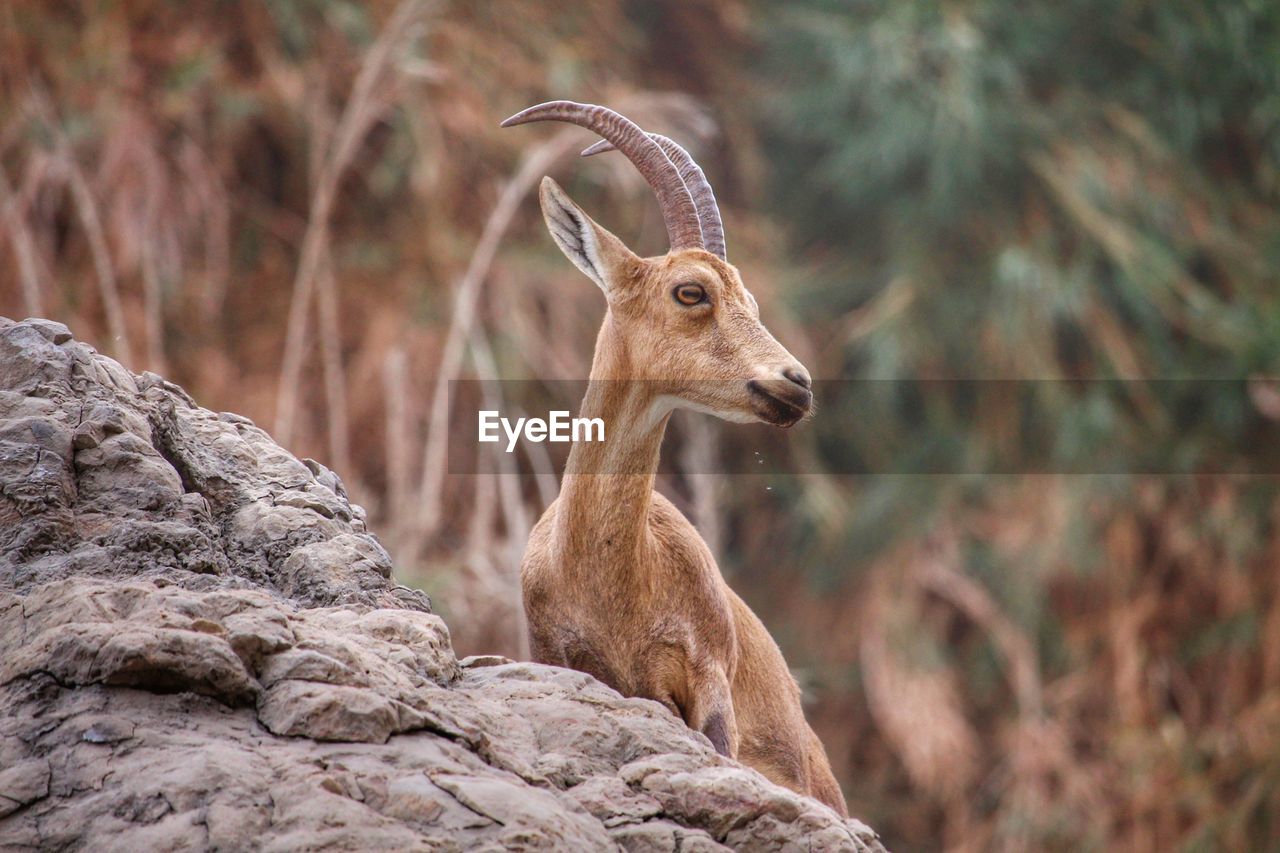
[739,0,1280,845]
[760,0,1280,369]
[748,0,1280,533]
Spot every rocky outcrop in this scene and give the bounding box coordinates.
[0,317,883,851]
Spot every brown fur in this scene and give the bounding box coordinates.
[520,178,847,816]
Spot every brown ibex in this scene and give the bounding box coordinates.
[503,101,847,816]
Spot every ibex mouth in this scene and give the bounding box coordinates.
[747,380,812,428]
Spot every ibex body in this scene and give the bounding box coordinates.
[505,102,846,816]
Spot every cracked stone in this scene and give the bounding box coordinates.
[0,317,883,852]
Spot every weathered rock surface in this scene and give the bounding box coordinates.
[0,317,883,851]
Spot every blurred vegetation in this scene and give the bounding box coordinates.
[755,2,1280,848]
[3,0,1280,849]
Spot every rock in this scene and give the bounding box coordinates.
[0,317,884,851]
[0,760,50,819]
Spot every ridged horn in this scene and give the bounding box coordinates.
[501,101,704,252]
[583,134,726,260]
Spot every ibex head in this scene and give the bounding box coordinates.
[503,101,812,428]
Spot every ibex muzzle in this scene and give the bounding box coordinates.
[748,367,813,428]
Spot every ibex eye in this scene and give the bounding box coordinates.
[673,283,707,306]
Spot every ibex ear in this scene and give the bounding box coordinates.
[539,176,638,294]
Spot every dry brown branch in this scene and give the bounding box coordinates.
[381,346,411,554]
[26,87,135,366]
[63,155,133,366]
[467,322,532,659]
[274,0,430,446]
[139,156,169,375]
[679,415,722,558]
[411,128,582,548]
[860,569,980,799]
[18,152,64,295]
[917,559,1044,719]
[466,325,531,543]
[837,275,915,346]
[177,138,231,319]
[0,161,44,317]
[466,447,501,596]
[317,254,352,478]
[138,238,167,374]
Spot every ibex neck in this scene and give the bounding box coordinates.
[555,315,668,561]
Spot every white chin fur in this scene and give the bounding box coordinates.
[650,395,756,426]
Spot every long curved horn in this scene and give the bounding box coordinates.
[583,134,726,261]
[501,101,704,252]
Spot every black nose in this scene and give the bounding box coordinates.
[783,368,811,391]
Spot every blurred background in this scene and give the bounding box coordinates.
[3,1,1280,848]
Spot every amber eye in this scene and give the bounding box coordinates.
[673,283,707,306]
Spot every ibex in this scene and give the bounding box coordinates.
[503,101,847,816]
